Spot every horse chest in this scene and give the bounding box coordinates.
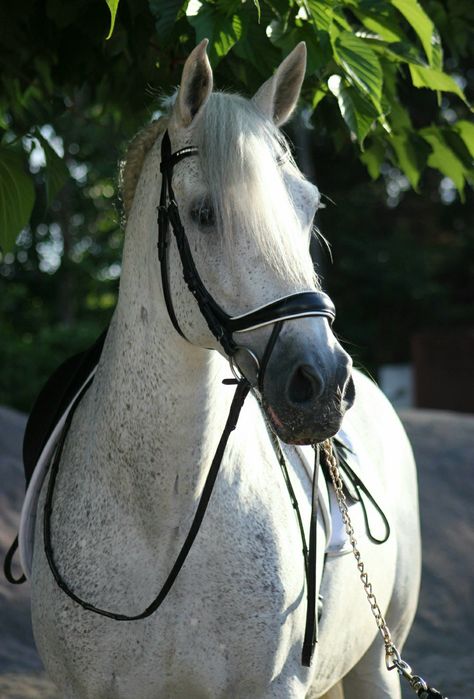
[32,450,310,697]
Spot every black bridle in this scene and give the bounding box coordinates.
[158,129,335,385]
[42,129,337,668]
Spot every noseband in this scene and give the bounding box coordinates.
[42,128,337,669]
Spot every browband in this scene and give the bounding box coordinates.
[161,145,199,172]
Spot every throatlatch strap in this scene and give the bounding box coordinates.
[43,379,250,621]
[301,444,320,666]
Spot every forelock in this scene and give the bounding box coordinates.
[194,92,317,287]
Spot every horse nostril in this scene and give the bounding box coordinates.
[287,364,324,405]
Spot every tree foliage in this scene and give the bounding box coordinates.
[0,0,472,252]
[0,1,472,411]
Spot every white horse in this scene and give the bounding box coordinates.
[29,41,421,698]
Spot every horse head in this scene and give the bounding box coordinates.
[160,40,354,444]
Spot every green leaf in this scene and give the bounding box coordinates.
[312,86,327,111]
[387,99,411,131]
[35,132,69,205]
[390,131,429,189]
[390,0,435,65]
[354,3,405,43]
[271,24,331,75]
[231,8,279,78]
[151,0,184,40]
[0,110,8,130]
[327,74,379,145]
[430,27,443,71]
[360,139,385,179]
[439,127,473,171]
[104,0,120,40]
[0,147,35,252]
[380,63,412,131]
[253,0,261,23]
[332,31,383,113]
[409,65,469,104]
[454,120,474,159]
[420,127,468,199]
[364,38,425,66]
[212,14,242,59]
[189,5,242,64]
[306,0,333,32]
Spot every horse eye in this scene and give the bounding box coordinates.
[191,202,215,228]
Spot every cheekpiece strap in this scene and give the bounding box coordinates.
[157,133,188,340]
[158,130,237,354]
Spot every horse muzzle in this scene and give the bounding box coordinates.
[261,334,355,444]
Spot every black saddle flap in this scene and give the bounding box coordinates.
[22,329,108,488]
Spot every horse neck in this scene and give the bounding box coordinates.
[84,150,231,532]
[93,314,228,522]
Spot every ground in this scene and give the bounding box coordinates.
[0,405,472,699]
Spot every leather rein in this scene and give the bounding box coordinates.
[43,129,337,667]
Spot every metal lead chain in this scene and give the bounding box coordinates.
[321,440,448,699]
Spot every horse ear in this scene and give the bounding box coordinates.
[175,39,213,128]
[252,43,307,126]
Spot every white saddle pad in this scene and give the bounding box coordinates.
[294,432,369,558]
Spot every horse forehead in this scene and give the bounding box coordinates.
[171,157,202,192]
[168,131,316,219]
